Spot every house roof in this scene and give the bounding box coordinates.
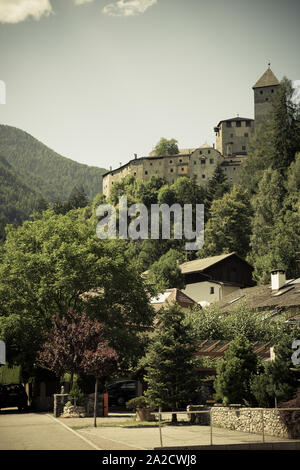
[150,288,197,312]
[196,339,271,360]
[216,117,254,127]
[179,252,251,275]
[252,67,280,89]
[216,278,300,313]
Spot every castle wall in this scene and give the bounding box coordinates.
[103,148,229,197]
[254,86,279,127]
[216,119,254,157]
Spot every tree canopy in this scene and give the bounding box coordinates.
[152,138,179,156]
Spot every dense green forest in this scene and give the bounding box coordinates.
[0,125,107,239]
[0,154,43,241]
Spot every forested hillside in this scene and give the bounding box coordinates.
[0,125,107,202]
[0,125,107,239]
[0,155,42,241]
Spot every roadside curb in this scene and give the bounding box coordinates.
[46,414,102,451]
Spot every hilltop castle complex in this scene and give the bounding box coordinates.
[102,67,280,197]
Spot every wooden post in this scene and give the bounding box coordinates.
[210,408,213,446]
[94,377,99,428]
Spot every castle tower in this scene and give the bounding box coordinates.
[252,65,280,127]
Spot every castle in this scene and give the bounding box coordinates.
[102,67,280,197]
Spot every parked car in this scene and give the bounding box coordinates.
[0,383,28,412]
[106,380,138,407]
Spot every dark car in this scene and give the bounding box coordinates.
[106,380,138,407]
[0,383,28,412]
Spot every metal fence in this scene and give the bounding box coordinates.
[154,407,300,448]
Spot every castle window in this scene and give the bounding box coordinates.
[210,158,214,164]
[271,89,274,93]
[236,121,241,127]
[134,172,136,176]
[226,122,232,127]
[242,146,246,150]
[244,133,248,137]
[181,168,185,171]
[210,287,214,295]
[170,168,174,173]
[230,133,234,138]
[169,160,173,164]
[246,121,251,127]
[179,159,182,162]
[145,171,148,175]
[202,174,206,179]
[266,98,269,101]
[260,90,263,94]
[208,150,211,154]
[150,162,152,166]
[201,158,205,164]
[199,150,202,154]
[194,161,197,165]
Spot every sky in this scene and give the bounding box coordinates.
[0,0,300,171]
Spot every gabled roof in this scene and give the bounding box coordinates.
[252,67,280,89]
[150,288,196,312]
[179,252,251,275]
[217,278,300,313]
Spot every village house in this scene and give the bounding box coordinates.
[179,252,254,306]
[215,269,300,317]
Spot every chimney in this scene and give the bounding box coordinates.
[213,143,215,149]
[119,162,122,167]
[134,153,137,159]
[109,166,112,171]
[271,270,286,291]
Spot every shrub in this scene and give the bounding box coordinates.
[69,381,85,406]
[126,396,149,410]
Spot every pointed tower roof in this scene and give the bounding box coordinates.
[252,67,280,89]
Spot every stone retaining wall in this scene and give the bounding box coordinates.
[211,406,300,439]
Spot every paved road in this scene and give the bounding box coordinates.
[1,409,300,451]
[0,409,97,450]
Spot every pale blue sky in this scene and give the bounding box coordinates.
[0,0,299,170]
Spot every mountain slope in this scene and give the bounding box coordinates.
[0,154,42,240]
[0,125,107,202]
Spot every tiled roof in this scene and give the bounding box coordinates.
[252,67,280,89]
[150,288,196,312]
[179,252,249,274]
[196,339,271,359]
[217,278,300,312]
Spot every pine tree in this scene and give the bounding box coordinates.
[197,184,252,258]
[205,164,230,217]
[144,304,199,422]
[214,335,259,406]
[241,78,300,193]
[248,166,300,283]
[251,334,299,407]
